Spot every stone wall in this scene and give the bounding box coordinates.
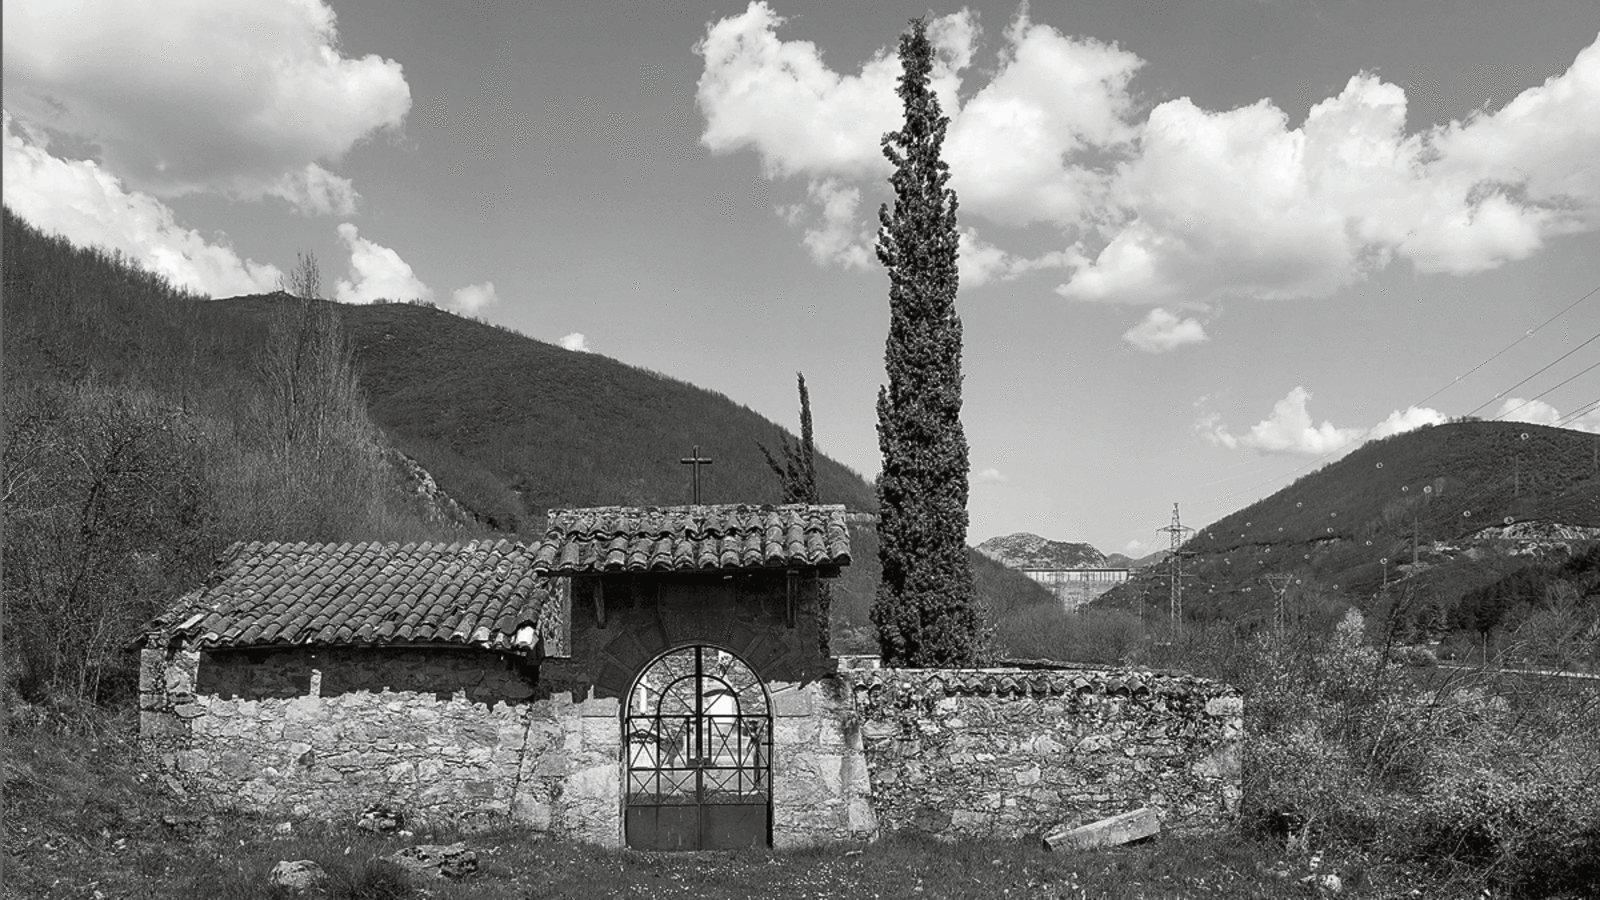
[140,630,1237,846]
[843,662,1241,840]
[136,571,870,847]
[138,645,619,835]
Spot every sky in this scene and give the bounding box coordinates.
[5,0,1600,558]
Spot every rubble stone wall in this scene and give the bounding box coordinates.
[843,663,1242,840]
[140,644,1238,846]
[137,645,620,837]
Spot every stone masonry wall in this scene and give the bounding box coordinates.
[844,663,1241,840]
[140,637,1238,846]
[137,645,619,836]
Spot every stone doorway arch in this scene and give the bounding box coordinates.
[622,644,772,850]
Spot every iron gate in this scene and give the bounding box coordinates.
[623,645,772,850]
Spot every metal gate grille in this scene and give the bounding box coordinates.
[624,645,772,850]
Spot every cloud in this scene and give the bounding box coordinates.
[1122,308,1208,353]
[1203,389,1448,455]
[449,281,499,314]
[942,15,1140,229]
[1496,398,1600,433]
[2,110,282,296]
[1202,387,1359,455]
[958,227,1072,287]
[696,2,970,179]
[332,223,431,304]
[974,467,1007,483]
[559,332,591,353]
[2,0,410,214]
[797,179,873,269]
[1370,405,1448,438]
[695,7,1600,301]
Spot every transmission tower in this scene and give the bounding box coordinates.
[1155,503,1195,638]
[1263,573,1294,636]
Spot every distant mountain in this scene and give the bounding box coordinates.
[217,296,878,532]
[1105,550,1168,570]
[1095,421,1600,634]
[976,533,1107,569]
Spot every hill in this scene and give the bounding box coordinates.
[216,295,878,532]
[1096,420,1600,636]
[975,533,1107,569]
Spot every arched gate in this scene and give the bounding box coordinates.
[623,645,772,850]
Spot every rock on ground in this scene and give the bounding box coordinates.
[384,842,479,880]
[269,859,327,891]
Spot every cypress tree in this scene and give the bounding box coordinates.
[758,372,819,504]
[871,18,978,667]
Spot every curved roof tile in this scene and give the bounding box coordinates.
[535,504,852,574]
[141,540,554,652]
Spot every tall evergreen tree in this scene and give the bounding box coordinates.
[758,372,819,504]
[871,18,978,667]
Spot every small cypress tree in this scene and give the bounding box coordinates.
[871,18,978,667]
[758,372,819,504]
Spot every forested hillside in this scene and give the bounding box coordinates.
[1098,420,1600,650]
[219,295,878,531]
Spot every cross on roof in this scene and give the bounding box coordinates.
[680,445,713,504]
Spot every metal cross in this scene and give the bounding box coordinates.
[679,445,713,504]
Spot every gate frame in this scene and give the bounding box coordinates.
[620,643,774,851]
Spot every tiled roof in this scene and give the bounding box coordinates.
[144,540,555,652]
[533,504,852,574]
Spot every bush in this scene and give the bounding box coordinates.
[1236,609,1600,897]
[995,605,1144,665]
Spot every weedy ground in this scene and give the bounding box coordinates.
[4,712,1501,900]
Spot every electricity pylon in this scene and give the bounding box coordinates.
[1156,504,1195,639]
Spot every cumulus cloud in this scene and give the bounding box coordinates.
[695,5,1600,302]
[559,332,591,353]
[2,111,281,296]
[1370,405,1449,438]
[332,224,431,304]
[797,179,874,269]
[1122,308,1208,353]
[449,281,499,313]
[2,0,410,214]
[973,467,1007,483]
[1203,388,1448,455]
[942,17,1140,229]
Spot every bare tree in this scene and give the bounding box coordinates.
[279,250,323,300]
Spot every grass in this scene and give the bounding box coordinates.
[3,710,1519,900]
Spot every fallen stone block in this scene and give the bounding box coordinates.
[1043,807,1160,851]
[268,860,326,892]
[384,842,479,880]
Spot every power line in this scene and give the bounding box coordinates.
[1205,283,1600,514]
[1494,358,1600,422]
[1464,330,1600,417]
[1414,283,1600,408]
[1556,397,1600,426]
